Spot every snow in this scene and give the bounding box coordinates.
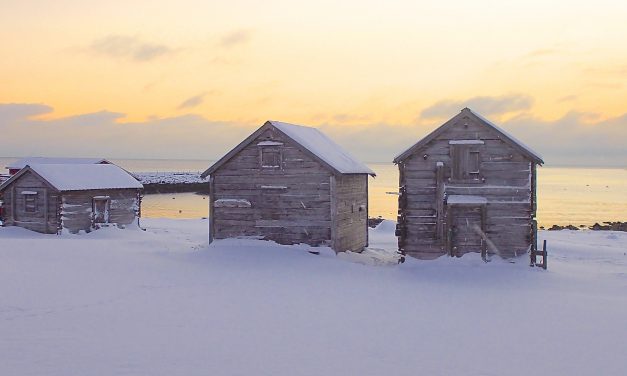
[257,140,284,146]
[260,185,288,189]
[270,120,376,176]
[1,220,626,376]
[447,194,488,204]
[24,164,143,191]
[448,139,485,145]
[6,157,110,169]
[19,190,38,195]
[214,198,252,208]
[134,171,206,184]
[468,108,544,163]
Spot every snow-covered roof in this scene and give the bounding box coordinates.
[394,108,544,165]
[2,164,143,191]
[201,120,375,177]
[7,157,111,170]
[269,121,375,175]
[469,110,543,163]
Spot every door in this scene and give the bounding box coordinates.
[448,205,486,257]
[93,197,110,224]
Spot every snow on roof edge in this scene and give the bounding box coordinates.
[7,157,111,169]
[467,109,544,163]
[269,120,375,176]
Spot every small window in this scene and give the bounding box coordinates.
[261,148,282,169]
[468,151,480,178]
[23,193,38,213]
[451,145,482,182]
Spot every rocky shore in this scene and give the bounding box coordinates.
[543,221,627,232]
[134,172,209,194]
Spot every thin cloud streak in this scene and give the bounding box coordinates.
[219,29,253,48]
[89,35,174,62]
[420,94,533,119]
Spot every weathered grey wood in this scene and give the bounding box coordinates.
[396,109,542,260]
[206,121,371,253]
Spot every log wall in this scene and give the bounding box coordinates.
[332,174,368,252]
[1,171,59,234]
[61,189,140,233]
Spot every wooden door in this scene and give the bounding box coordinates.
[448,205,485,257]
[93,197,110,224]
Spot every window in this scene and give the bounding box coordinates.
[451,144,482,182]
[23,192,38,213]
[260,148,282,169]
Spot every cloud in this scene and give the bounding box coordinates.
[177,93,207,110]
[219,29,253,48]
[557,95,577,103]
[420,94,533,119]
[89,35,174,62]
[1,102,626,167]
[0,103,252,160]
[0,103,53,123]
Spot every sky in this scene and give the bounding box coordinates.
[1,0,626,166]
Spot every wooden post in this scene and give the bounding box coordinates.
[480,204,487,261]
[330,175,338,252]
[208,176,215,243]
[542,239,547,270]
[435,162,445,243]
[43,189,48,233]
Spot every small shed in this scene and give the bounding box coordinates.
[201,120,375,252]
[394,108,544,260]
[0,164,143,234]
[6,157,112,175]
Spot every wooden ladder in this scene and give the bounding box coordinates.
[530,239,548,269]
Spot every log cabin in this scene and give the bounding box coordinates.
[6,157,112,176]
[0,164,143,234]
[201,120,376,252]
[393,108,544,260]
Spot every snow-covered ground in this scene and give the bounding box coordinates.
[1,220,626,376]
[134,171,206,184]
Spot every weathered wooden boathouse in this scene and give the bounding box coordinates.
[201,120,375,252]
[394,108,544,260]
[0,164,143,234]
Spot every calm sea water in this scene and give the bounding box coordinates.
[2,157,626,226]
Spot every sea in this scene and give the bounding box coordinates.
[2,157,626,227]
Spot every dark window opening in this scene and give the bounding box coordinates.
[261,148,282,169]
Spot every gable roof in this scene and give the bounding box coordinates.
[393,108,544,165]
[0,164,143,192]
[201,120,375,178]
[6,157,111,170]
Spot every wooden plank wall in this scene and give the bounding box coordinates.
[61,189,139,233]
[399,117,533,259]
[1,171,59,234]
[211,128,333,247]
[332,174,368,252]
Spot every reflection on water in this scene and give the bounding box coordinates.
[2,157,625,226]
[141,192,209,219]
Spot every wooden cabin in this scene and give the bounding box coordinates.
[201,120,376,252]
[393,108,544,260]
[6,157,112,176]
[0,164,143,234]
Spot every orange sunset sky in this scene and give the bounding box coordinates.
[1,0,626,165]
